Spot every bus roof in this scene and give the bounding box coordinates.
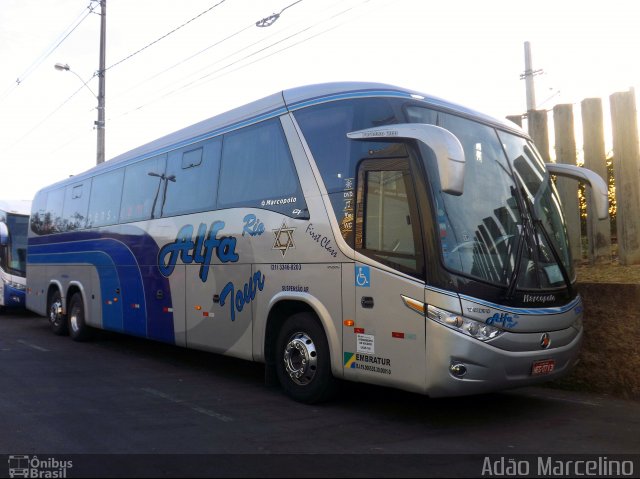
[0,199,31,216]
[38,82,526,192]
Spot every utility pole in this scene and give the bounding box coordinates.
[520,41,543,112]
[96,0,106,164]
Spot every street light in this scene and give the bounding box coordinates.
[54,62,105,164]
[54,63,98,99]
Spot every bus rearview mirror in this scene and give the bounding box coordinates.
[545,163,609,220]
[0,222,7,246]
[347,123,465,195]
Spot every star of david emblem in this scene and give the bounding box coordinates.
[272,221,295,257]
[344,178,354,190]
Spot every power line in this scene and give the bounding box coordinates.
[47,0,309,153]
[15,0,371,157]
[256,0,303,27]
[109,0,343,116]
[16,4,96,85]
[109,22,255,102]
[111,0,372,118]
[7,81,89,152]
[197,1,373,87]
[105,0,228,72]
[0,3,96,103]
[109,0,306,102]
[5,0,230,151]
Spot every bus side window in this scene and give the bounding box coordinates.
[162,138,221,218]
[44,188,65,234]
[62,181,91,231]
[30,191,48,235]
[87,168,124,228]
[120,154,167,223]
[217,118,307,217]
[355,159,424,278]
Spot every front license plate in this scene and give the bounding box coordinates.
[531,359,555,376]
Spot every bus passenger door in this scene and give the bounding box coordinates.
[344,158,427,394]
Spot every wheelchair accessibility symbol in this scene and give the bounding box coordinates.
[355,265,370,287]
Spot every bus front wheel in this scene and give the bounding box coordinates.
[275,312,337,404]
[48,289,68,336]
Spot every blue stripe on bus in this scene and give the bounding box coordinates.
[29,250,124,332]
[29,239,144,335]
[28,227,175,343]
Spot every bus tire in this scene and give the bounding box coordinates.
[48,289,68,336]
[68,292,91,342]
[275,312,337,404]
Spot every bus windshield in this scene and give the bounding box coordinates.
[417,109,573,290]
[6,213,29,276]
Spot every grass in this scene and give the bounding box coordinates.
[575,262,640,283]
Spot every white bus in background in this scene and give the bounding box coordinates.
[0,200,30,312]
[26,82,608,403]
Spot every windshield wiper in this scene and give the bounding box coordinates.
[519,185,574,298]
[504,186,532,300]
[530,211,574,298]
[504,225,526,300]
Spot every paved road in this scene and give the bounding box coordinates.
[1,311,638,477]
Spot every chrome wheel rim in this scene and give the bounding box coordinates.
[283,332,318,386]
[69,305,80,333]
[49,299,63,327]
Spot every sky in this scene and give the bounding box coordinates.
[1,0,639,201]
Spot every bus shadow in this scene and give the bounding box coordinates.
[22,315,577,429]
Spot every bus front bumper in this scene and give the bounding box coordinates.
[424,319,583,398]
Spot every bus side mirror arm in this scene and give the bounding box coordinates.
[545,163,609,220]
[347,124,466,195]
[0,222,7,246]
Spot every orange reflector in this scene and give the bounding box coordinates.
[195,305,202,310]
[113,297,118,302]
[344,319,355,327]
[401,295,426,315]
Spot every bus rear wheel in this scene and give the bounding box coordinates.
[48,289,68,336]
[275,312,337,404]
[68,292,91,342]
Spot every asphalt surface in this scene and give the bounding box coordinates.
[1,311,639,477]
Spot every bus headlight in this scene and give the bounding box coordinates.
[8,281,26,291]
[427,305,503,341]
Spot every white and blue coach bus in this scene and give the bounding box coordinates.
[26,82,607,402]
[0,200,30,312]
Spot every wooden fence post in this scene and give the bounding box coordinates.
[581,98,612,264]
[553,104,582,263]
[527,109,550,162]
[610,90,640,265]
